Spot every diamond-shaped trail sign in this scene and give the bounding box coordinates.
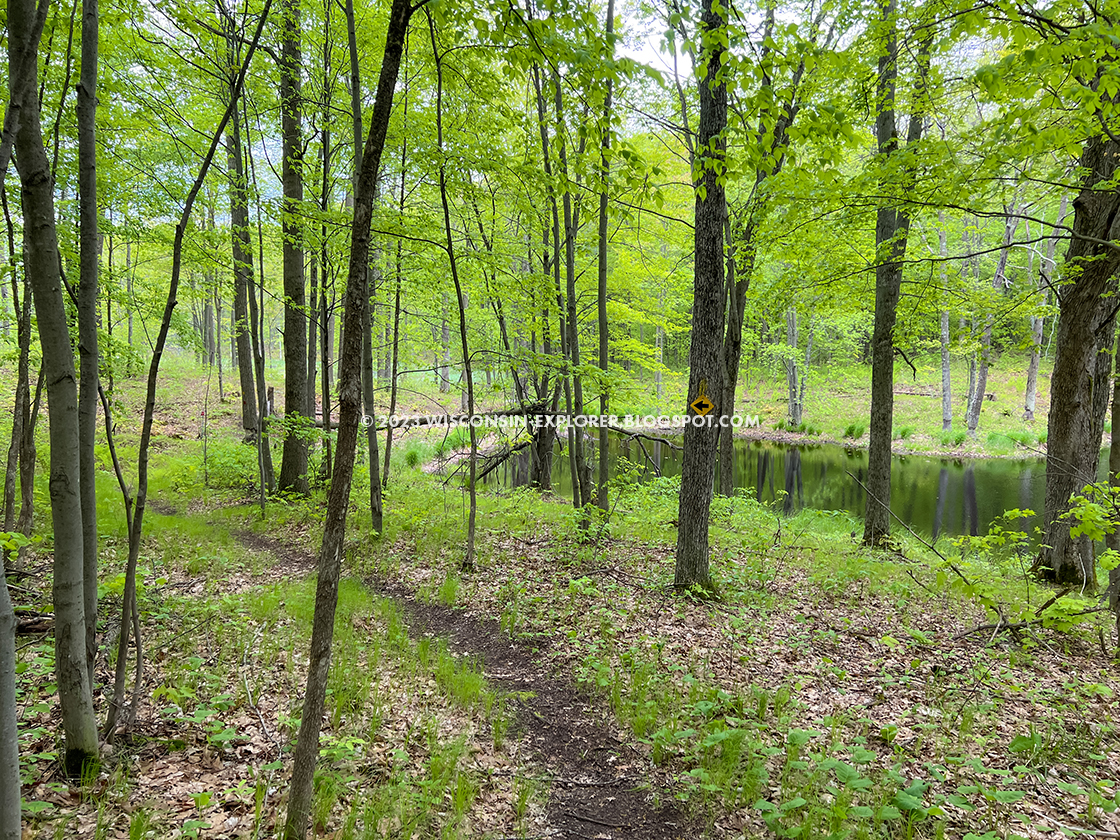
[690,394,714,417]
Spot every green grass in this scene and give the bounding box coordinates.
[737,358,1055,456]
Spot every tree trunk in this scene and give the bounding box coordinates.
[77,0,100,691]
[283,1,411,833]
[1107,331,1120,636]
[1025,193,1070,421]
[383,253,403,486]
[554,72,592,515]
[3,273,29,534]
[277,0,309,495]
[965,203,1021,436]
[343,0,383,532]
[243,91,275,496]
[937,212,952,431]
[215,288,224,401]
[104,0,272,739]
[596,0,615,513]
[1037,135,1120,588]
[784,309,801,426]
[440,296,450,393]
[429,12,477,568]
[862,3,928,547]
[674,0,726,592]
[226,77,257,438]
[307,254,318,427]
[0,566,17,840]
[9,0,99,777]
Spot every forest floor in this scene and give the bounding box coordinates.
[10,355,1120,840]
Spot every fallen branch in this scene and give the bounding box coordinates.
[475,439,533,482]
[954,606,1109,640]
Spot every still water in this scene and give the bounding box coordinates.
[479,433,1078,540]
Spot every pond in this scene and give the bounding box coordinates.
[478,432,1093,540]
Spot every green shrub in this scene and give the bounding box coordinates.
[894,425,915,440]
[405,448,422,468]
[203,440,259,489]
[938,430,966,447]
[843,423,865,439]
[435,426,472,456]
[986,431,1015,450]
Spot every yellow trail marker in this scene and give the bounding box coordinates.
[690,378,714,417]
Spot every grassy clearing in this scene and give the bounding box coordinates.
[735,359,1055,458]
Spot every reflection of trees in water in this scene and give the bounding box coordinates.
[484,433,1047,541]
[963,465,979,537]
[933,467,949,541]
[783,448,803,514]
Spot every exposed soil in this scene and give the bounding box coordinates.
[234,529,317,579]
[236,531,693,840]
[376,578,692,840]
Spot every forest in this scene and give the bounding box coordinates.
[3,0,1120,836]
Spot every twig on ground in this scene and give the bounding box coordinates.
[563,811,629,829]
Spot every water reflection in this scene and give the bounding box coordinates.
[480,432,1062,540]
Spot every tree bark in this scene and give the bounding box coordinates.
[277,0,309,494]
[0,563,17,840]
[104,0,272,738]
[784,309,801,426]
[76,0,100,691]
[343,0,383,532]
[862,3,929,546]
[1107,331,1120,636]
[225,41,257,439]
[596,0,615,513]
[717,6,814,497]
[3,272,29,536]
[283,1,411,834]
[554,72,592,515]
[1037,135,1120,588]
[674,0,726,592]
[8,0,99,777]
[439,295,451,392]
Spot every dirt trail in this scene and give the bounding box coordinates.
[237,531,690,839]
